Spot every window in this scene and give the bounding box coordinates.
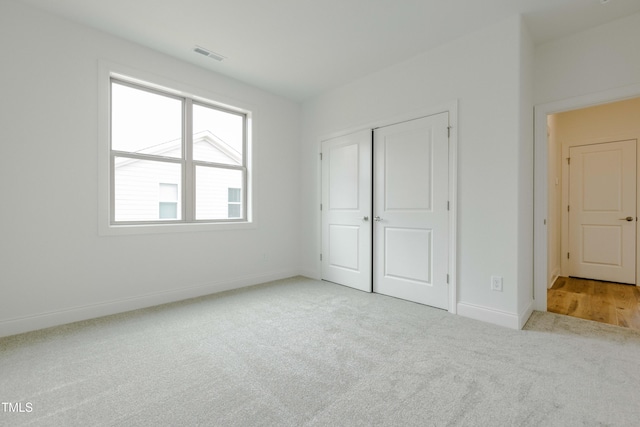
[109,78,248,225]
[159,183,179,219]
[228,188,242,218]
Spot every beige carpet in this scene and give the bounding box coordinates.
[1,276,639,426]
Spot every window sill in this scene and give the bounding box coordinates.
[99,220,256,236]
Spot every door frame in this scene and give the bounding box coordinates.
[534,83,640,311]
[317,101,458,313]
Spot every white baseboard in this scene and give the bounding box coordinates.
[0,269,299,338]
[457,302,523,329]
[518,301,535,329]
[549,267,561,289]
[298,269,321,280]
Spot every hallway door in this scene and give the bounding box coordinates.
[568,140,637,284]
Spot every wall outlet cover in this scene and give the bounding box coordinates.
[491,276,503,292]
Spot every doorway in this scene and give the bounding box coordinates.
[320,111,455,311]
[547,276,640,330]
[536,94,640,326]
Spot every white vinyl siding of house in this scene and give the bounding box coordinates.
[195,167,242,220]
[114,139,243,222]
[193,141,239,165]
[114,158,182,222]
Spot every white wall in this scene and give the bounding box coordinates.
[517,20,535,319]
[533,11,640,310]
[535,12,640,105]
[0,0,302,337]
[301,16,533,328]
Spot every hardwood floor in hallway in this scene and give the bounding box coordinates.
[548,277,640,331]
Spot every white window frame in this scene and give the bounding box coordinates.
[110,78,248,225]
[98,61,256,236]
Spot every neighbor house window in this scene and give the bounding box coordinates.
[110,78,248,224]
[228,188,242,218]
[159,183,179,219]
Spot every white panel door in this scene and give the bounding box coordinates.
[568,140,636,284]
[321,130,372,292]
[373,113,449,309]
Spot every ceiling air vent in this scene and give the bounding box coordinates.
[193,46,226,62]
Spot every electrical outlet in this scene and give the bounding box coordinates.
[491,276,503,292]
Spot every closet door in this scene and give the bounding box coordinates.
[373,113,449,309]
[321,130,372,292]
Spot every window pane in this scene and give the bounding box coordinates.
[159,202,178,219]
[195,166,243,220]
[111,82,183,158]
[159,183,178,201]
[228,204,241,218]
[193,104,243,165]
[114,157,181,221]
[228,187,241,203]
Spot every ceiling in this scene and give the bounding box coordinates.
[18,0,640,102]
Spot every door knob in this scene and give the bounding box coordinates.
[374,216,382,222]
[619,216,634,221]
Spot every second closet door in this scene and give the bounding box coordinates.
[373,113,449,309]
